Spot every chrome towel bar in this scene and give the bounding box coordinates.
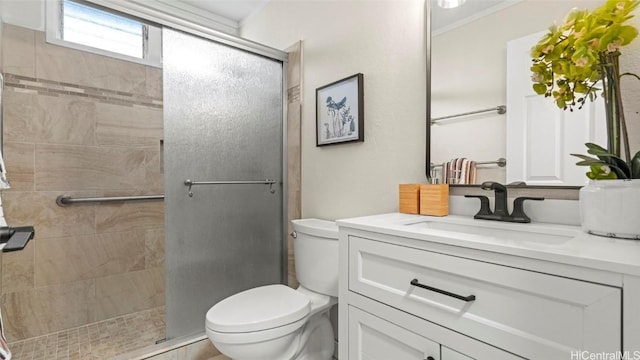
[431,105,506,124]
[184,179,277,197]
[431,158,507,168]
[56,194,164,207]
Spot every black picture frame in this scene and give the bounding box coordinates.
[316,73,364,146]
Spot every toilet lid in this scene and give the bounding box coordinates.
[206,284,310,333]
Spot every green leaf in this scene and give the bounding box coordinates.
[631,150,640,179]
[587,164,619,179]
[583,143,631,176]
[601,155,631,178]
[571,153,601,162]
[619,25,638,45]
[607,164,629,179]
[585,142,608,152]
[587,147,617,157]
[533,83,547,95]
[576,159,605,166]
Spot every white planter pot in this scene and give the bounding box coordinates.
[580,179,640,239]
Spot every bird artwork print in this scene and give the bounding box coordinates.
[325,96,355,139]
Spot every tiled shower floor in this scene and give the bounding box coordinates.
[7,307,165,360]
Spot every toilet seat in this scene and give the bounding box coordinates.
[206,285,310,333]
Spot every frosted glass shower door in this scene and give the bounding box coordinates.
[163,28,284,339]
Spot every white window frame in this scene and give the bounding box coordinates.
[45,0,162,68]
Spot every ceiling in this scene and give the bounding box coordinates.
[431,0,516,34]
[176,0,271,22]
[173,0,515,32]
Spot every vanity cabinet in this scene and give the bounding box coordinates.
[338,214,639,360]
[348,304,519,360]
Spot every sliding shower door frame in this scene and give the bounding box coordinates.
[105,2,290,287]
[79,10,290,288]
[86,0,290,339]
[163,28,290,339]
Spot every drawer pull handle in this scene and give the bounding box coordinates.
[410,279,476,302]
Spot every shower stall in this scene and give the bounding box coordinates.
[0,8,288,359]
[163,28,285,340]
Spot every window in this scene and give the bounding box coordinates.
[46,0,162,67]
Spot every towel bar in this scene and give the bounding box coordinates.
[56,194,164,206]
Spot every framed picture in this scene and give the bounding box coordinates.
[316,73,364,146]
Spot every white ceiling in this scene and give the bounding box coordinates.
[172,0,515,32]
[176,0,271,22]
[431,0,517,34]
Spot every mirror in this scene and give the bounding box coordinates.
[427,0,640,187]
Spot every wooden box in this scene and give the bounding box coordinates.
[399,184,421,214]
[419,184,449,216]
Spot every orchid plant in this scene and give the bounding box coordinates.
[530,0,640,180]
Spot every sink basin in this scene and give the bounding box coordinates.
[404,219,577,247]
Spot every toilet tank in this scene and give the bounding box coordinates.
[291,219,339,297]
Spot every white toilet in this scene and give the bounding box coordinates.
[205,219,339,360]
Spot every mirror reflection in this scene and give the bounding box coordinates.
[430,0,640,186]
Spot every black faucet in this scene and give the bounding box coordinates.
[465,182,544,223]
[481,182,509,218]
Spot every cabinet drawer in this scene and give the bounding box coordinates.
[348,236,621,359]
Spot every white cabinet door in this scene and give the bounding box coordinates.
[506,31,607,186]
[348,306,440,360]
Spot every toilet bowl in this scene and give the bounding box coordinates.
[206,219,338,360]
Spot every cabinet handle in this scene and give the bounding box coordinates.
[410,279,476,302]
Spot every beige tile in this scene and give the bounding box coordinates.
[1,280,96,341]
[35,144,146,191]
[34,32,147,95]
[2,239,35,293]
[95,102,162,147]
[96,200,164,233]
[95,267,164,321]
[146,67,163,99]
[3,90,97,146]
[145,228,165,269]
[8,306,164,358]
[3,142,35,191]
[287,101,301,286]
[34,230,146,287]
[3,90,41,145]
[145,147,164,194]
[209,354,231,360]
[1,191,96,238]
[2,24,36,77]
[145,351,178,360]
[176,339,222,360]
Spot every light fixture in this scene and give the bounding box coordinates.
[437,0,466,9]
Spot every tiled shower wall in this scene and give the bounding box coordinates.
[0,24,165,341]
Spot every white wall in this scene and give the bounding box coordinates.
[431,0,640,183]
[241,0,427,220]
[0,0,45,30]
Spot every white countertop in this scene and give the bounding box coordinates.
[337,213,640,276]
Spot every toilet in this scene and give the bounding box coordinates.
[205,219,339,360]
